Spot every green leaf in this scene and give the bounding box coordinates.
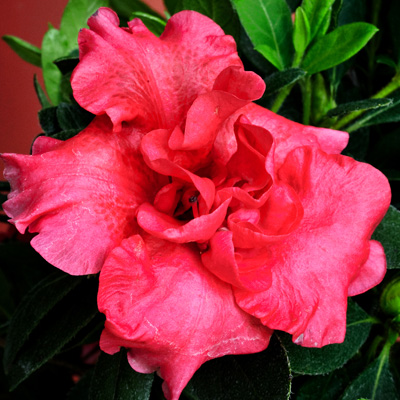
[302,22,378,74]
[389,0,400,66]
[89,349,154,400]
[170,0,240,39]
[56,103,94,131]
[41,26,71,104]
[232,0,294,70]
[2,35,42,67]
[39,106,60,135]
[130,12,166,36]
[349,91,400,129]
[184,335,291,399]
[5,276,98,390]
[59,0,110,47]
[340,349,399,400]
[327,98,393,117]
[264,68,306,95]
[0,268,15,321]
[33,75,52,108]
[293,7,311,54]
[164,0,182,13]
[301,0,335,41]
[54,52,80,75]
[110,0,162,20]
[279,299,372,374]
[372,206,400,270]
[3,273,82,372]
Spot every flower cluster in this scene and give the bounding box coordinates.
[1,8,391,400]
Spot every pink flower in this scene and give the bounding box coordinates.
[1,8,391,400]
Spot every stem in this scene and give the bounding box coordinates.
[332,72,400,130]
[301,77,312,125]
[270,83,295,113]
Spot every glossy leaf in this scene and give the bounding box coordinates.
[5,277,98,390]
[39,106,59,135]
[232,0,294,70]
[327,98,393,117]
[130,12,166,36]
[302,22,378,74]
[54,53,80,75]
[372,206,400,270]
[2,35,41,67]
[184,335,291,400]
[41,26,71,104]
[89,350,154,400]
[60,0,110,46]
[340,349,399,400]
[33,75,51,109]
[301,0,335,41]
[293,7,310,54]
[279,299,371,374]
[110,0,162,19]
[168,0,240,39]
[264,68,306,95]
[56,103,94,131]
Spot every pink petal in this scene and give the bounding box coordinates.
[137,199,230,243]
[72,8,244,131]
[242,103,349,167]
[202,230,273,291]
[348,240,386,296]
[235,147,390,347]
[1,116,164,275]
[98,234,272,400]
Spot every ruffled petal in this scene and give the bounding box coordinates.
[72,8,243,131]
[235,147,391,347]
[242,103,349,167]
[137,199,230,243]
[1,116,164,275]
[348,240,386,296]
[98,234,272,400]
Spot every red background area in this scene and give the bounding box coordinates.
[0,0,165,176]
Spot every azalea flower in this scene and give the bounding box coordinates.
[1,8,391,400]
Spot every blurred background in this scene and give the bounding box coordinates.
[0,0,165,175]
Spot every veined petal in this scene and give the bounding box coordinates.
[235,147,390,347]
[72,8,243,131]
[98,234,272,400]
[1,116,164,275]
[242,103,349,167]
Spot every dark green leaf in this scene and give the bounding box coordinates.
[337,0,366,26]
[293,7,310,54]
[340,349,399,400]
[130,12,166,36]
[232,0,294,70]
[41,26,71,104]
[39,106,60,135]
[329,0,343,31]
[301,0,335,42]
[89,349,154,400]
[279,299,372,374]
[110,0,162,19]
[377,55,398,71]
[5,277,98,390]
[3,273,81,372]
[302,23,378,74]
[51,129,82,140]
[171,0,240,39]
[60,0,110,47]
[327,98,393,117]
[296,369,350,400]
[349,91,400,129]
[56,103,94,131]
[184,335,291,400]
[33,75,52,108]
[164,0,182,13]
[372,206,400,270]
[54,54,80,75]
[264,68,306,95]
[389,0,400,65]
[0,268,15,321]
[2,35,42,67]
